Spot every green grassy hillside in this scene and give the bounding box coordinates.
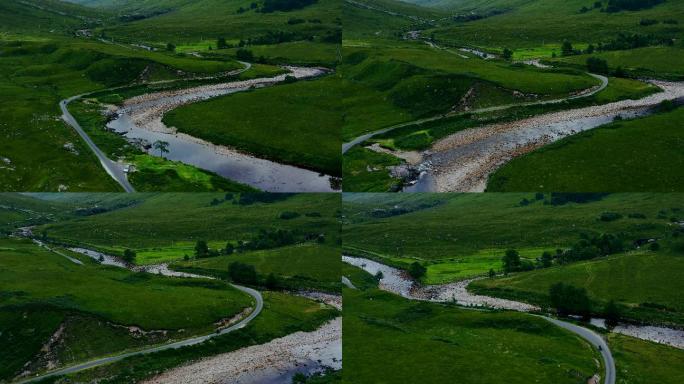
[36,193,340,249]
[343,193,683,281]
[171,243,342,291]
[471,250,684,326]
[344,283,601,384]
[164,75,343,176]
[609,333,684,384]
[0,237,252,380]
[488,106,684,192]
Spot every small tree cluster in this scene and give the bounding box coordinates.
[549,283,592,319]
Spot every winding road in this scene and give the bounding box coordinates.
[342,256,616,384]
[59,60,253,193]
[15,245,264,384]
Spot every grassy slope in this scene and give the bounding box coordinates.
[170,243,342,291]
[63,291,338,383]
[488,107,684,192]
[95,0,341,63]
[0,34,241,191]
[426,0,684,49]
[37,193,341,249]
[344,287,600,384]
[0,237,252,380]
[343,193,681,260]
[164,76,342,176]
[0,238,252,330]
[556,46,684,80]
[609,333,684,384]
[471,251,684,325]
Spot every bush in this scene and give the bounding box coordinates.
[599,211,623,221]
[639,18,658,26]
[604,300,621,326]
[279,211,301,220]
[236,48,254,61]
[228,262,258,285]
[587,57,609,74]
[123,249,136,264]
[408,262,427,279]
[549,283,591,318]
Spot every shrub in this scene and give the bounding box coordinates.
[408,262,427,279]
[228,262,258,285]
[587,57,609,74]
[599,211,623,221]
[236,48,254,61]
[549,283,591,318]
[279,211,301,220]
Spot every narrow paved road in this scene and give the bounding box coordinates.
[342,276,356,289]
[343,256,615,384]
[60,96,135,192]
[543,316,616,384]
[15,247,263,384]
[59,60,252,193]
[341,51,608,154]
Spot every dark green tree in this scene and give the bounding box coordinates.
[604,300,621,326]
[502,249,521,274]
[194,240,209,258]
[228,262,258,285]
[408,262,427,279]
[265,272,279,289]
[122,249,136,264]
[561,40,574,56]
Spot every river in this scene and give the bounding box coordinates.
[342,255,684,349]
[106,66,337,192]
[404,81,684,192]
[64,247,342,383]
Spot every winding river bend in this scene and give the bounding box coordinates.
[342,256,684,349]
[17,243,340,384]
[403,81,684,192]
[106,66,337,192]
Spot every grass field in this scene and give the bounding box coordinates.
[422,0,684,49]
[0,191,341,382]
[342,147,404,192]
[0,238,252,330]
[0,237,252,380]
[171,243,341,291]
[470,250,684,326]
[35,193,341,249]
[343,193,683,280]
[60,291,339,383]
[488,107,684,192]
[555,47,684,80]
[164,76,342,176]
[608,333,684,384]
[0,34,245,192]
[344,286,601,384]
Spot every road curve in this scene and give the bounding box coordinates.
[59,60,253,193]
[15,267,263,383]
[343,256,615,384]
[60,96,135,192]
[341,56,608,154]
[542,316,616,384]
